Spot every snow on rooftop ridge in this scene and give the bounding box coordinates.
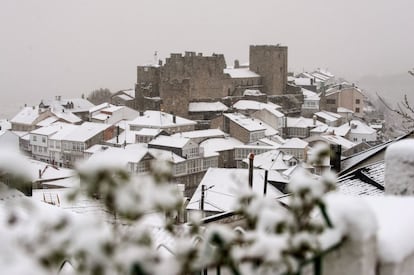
[128,110,196,128]
[62,122,112,142]
[243,89,264,96]
[10,106,43,125]
[223,67,261,78]
[188,102,228,112]
[280,138,308,149]
[149,135,191,148]
[302,88,320,100]
[200,137,243,155]
[224,113,266,132]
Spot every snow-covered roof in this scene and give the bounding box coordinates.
[42,97,95,113]
[51,109,82,124]
[314,68,334,78]
[89,102,111,114]
[256,137,283,148]
[200,137,243,155]
[148,148,186,164]
[280,138,308,149]
[223,113,266,132]
[85,143,150,166]
[62,122,112,142]
[233,100,263,111]
[128,111,196,128]
[302,88,320,101]
[337,120,376,135]
[49,124,79,141]
[223,68,261,79]
[30,122,71,136]
[340,140,393,175]
[10,106,43,125]
[36,116,59,127]
[0,119,11,130]
[337,161,384,196]
[92,113,110,121]
[245,149,291,171]
[307,134,356,150]
[149,135,191,149]
[188,102,228,112]
[286,117,326,128]
[171,129,226,140]
[116,94,134,101]
[315,111,342,122]
[243,89,264,96]
[294,78,314,86]
[186,168,284,212]
[309,124,329,134]
[25,158,75,182]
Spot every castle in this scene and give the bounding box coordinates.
[135,45,300,121]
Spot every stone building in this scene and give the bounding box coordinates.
[321,83,365,117]
[135,45,291,119]
[249,45,288,95]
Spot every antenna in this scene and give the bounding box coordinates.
[154,51,158,65]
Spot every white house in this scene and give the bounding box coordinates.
[301,88,320,117]
[336,120,377,144]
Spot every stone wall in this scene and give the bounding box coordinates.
[161,52,228,100]
[249,45,288,95]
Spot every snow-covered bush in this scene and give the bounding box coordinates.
[0,145,337,275]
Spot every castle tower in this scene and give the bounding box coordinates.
[249,45,288,95]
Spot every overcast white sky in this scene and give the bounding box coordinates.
[0,0,413,115]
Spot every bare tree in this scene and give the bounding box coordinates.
[376,70,414,132]
[87,88,112,105]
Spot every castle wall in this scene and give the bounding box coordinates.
[161,52,228,100]
[136,65,161,97]
[159,79,191,118]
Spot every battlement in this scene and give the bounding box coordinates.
[250,44,288,51]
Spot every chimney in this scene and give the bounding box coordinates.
[330,144,341,172]
[310,78,314,85]
[234,59,240,69]
[385,140,414,195]
[38,169,42,179]
[312,115,317,126]
[158,60,163,66]
[173,114,176,124]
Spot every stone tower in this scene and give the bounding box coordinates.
[249,45,288,95]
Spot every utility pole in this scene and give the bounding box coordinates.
[264,170,268,196]
[248,152,254,188]
[200,185,205,211]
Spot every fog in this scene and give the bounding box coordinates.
[1,0,413,118]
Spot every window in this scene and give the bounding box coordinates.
[33,136,37,142]
[174,163,186,175]
[42,137,46,143]
[356,99,360,104]
[355,107,360,113]
[327,99,336,104]
[136,160,150,173]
